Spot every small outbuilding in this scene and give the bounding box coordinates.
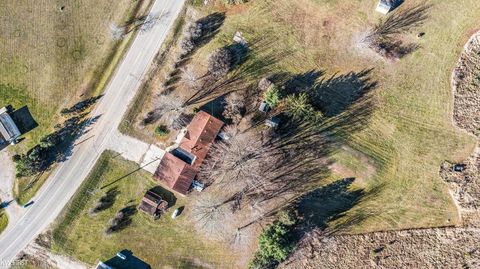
[259,101,270,113]
[265,117,281,129]
[453,164,466,172]
[0,107,21,145]
[138,189,168,218]
[233,31,248,47]
[376,0,394,14]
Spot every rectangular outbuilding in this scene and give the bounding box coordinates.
[0,107,21,145]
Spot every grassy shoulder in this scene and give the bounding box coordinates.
[0,210,7,234]
[51,151,235,268]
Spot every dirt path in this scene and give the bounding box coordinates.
[18,243,88,269]
[0,151,24,227]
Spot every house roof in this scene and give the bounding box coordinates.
[138,190,168,216]
[97,250,150,269]
[179,111,223,168]
[0,108,20,143]
[153,152,198,195]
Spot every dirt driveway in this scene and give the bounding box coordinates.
[0,150,24,227]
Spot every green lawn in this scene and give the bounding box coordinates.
[0,0,152,204]
[51,151,236,269]
[184,0,479,232]
[0,0,143,151]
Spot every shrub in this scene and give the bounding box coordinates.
[263,85,280,108]
[284,93,319,121]
[249,220,294,269]
[154,125,170,136]
[249,210,298,269]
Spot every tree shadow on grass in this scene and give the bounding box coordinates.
[19,114,101,189]
[178,12,226,65]
[90,187,120,215]
[9,105,38,135]
[105,204,138,234]
[196,12,226,48]
[185,37,291,107]
[60,95,103,115]
[313,69,378,117]
[270,68,377,117]
[297,178,363,230]
[244,69,378,211]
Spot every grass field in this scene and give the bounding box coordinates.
[0,0,147,151]
[51,151,236,269]
[0,0,153,204]
[124,0,480,233]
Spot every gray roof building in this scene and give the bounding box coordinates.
[0,107,21,145]
[96,250,151,269]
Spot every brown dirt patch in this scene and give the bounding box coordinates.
[279,227,480,269]
[440,147,480,212]
[452,31,480,136]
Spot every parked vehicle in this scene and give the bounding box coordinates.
[171,208,180,219]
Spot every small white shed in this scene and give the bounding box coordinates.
[376,0,393,15]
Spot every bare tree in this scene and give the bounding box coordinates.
[181,66,200,90]
[199,132,265,187]
[191,193,233,238]
[208,47,233,78]
[142,94,184,126]
[223,92,246,124]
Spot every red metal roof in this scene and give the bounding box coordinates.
[153,152,198,195]
[153,111,223,195]
[179,111,223,168]
[139,190,166,216]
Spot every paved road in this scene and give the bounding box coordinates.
[0,0,185,265]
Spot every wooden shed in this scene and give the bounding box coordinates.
[138,189,168,218]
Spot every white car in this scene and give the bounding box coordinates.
[171,208,180,219]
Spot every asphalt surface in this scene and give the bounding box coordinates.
[0,0,185,265]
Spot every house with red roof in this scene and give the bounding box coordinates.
[153,111,223,195]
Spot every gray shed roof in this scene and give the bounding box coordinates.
[0,107,21,143]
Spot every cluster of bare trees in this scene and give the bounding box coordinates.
[208,47,235,78]
[192,118,329,247]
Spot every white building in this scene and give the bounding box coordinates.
[376,0,393,15]
[0,107,21,145]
